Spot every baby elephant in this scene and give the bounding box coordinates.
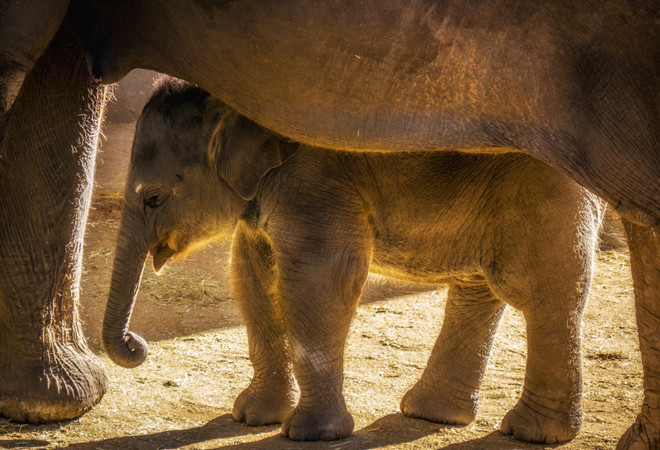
[103,78,603,444]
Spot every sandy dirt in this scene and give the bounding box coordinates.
[0,196,641,449]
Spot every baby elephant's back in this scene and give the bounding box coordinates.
[357,150,602,281]
[364,150,594,228]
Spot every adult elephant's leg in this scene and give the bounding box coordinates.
[0,21,108,423]
[230,225,296,426]
[401,280,505,425]
[0,0,70,116]
[618,221,660,449]
[0,0,69,148]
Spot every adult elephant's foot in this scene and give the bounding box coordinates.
[232,378,296,426]
[400,380,477,425]
[617,409,660,450]
[617,221,660,450]
[500,391,581,444]
[281,397,354,441]
[0,343,107,423]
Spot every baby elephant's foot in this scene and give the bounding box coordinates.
[401,380,477,425]
[232,381,295,426]
[281,399,354,441]
[500,395,582,444]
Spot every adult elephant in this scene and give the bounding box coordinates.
[0,0,658,448]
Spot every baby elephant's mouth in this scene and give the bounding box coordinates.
[150,242,176,273]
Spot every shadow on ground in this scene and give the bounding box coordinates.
[62,413,539,450]
[0,440,51,449]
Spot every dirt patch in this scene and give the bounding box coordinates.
[0,199,640,449]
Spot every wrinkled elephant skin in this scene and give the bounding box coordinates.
[0,21,108,422]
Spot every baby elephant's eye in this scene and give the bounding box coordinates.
[144,194,163,209]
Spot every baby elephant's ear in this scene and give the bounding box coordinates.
[208,114,285,200]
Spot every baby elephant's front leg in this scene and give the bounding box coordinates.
[276,248,370,441]
[230,227,295,425]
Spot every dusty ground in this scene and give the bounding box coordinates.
[0,196,641,449]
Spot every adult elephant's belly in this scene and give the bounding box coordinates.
[72,0,660,226]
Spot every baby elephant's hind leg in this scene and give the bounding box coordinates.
[499,274,589,445]
[499,304,585,444]
[401,279,506,425]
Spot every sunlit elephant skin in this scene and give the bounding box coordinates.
[105,81,604,443]
[0,21,108,423]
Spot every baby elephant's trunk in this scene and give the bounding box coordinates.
[102,209,150,368]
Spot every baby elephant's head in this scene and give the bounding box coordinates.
[103,78,296,368]
[123,78,293,272]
